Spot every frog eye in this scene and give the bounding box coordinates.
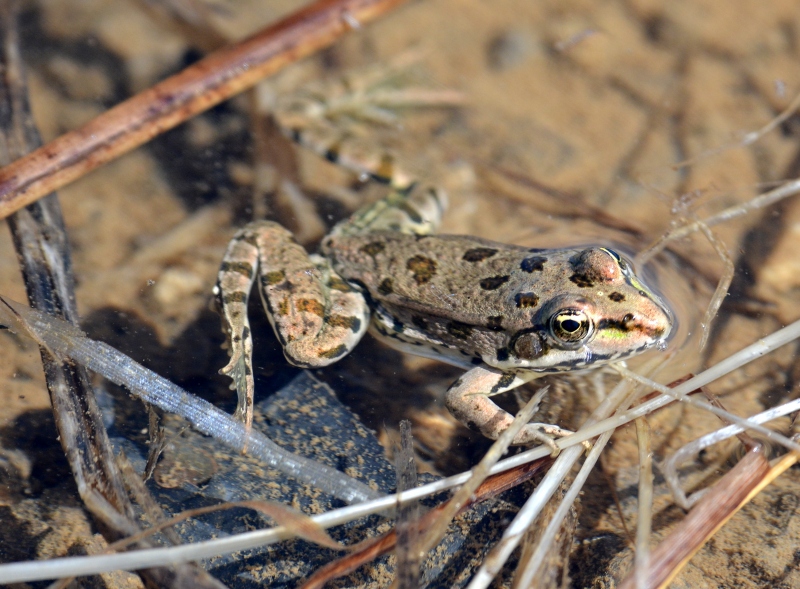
[549,309,593,346]
[601,247,629,273]
[601,247,621,262]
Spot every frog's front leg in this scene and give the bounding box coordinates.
[216,220,370,427]
[445,367,568,449]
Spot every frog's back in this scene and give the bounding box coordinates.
[323,232,564,326]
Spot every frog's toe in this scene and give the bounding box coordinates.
[515,423,574,455]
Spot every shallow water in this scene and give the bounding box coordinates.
[2,0,800,587]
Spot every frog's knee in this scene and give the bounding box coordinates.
[283,333,357,368]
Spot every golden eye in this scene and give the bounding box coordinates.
[550,309,593,344]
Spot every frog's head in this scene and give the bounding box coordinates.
[496,247,672,372]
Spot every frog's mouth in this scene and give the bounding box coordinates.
[525,338,666,373]
[596,315,671,343]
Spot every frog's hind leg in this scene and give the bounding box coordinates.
[285,123,448,238]
[216,220,370,427]
[333,182,447,238]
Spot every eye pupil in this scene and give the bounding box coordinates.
[561,318,580,332]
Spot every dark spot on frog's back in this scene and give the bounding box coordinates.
[378,278,394,295]
[514,292,539,308]
[487,316,504,331]
[520,256,547,272]
[569,273,594,288]
[407,255,437,284]
[447,321,473,339]
[412,315,428,330]
[360,241,386,256]
[609,292,625,302]
[462,247,498,262]
[479,275,511,290]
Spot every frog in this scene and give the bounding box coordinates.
[214,132,673,447]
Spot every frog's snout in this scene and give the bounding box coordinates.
[639,296,673,345]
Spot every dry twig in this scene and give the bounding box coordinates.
[0,0,408,219]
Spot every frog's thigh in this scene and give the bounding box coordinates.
[249,222,370,367]
[445,367,548,445]
[217,221,369,426]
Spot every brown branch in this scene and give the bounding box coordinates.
[0,0,407,220]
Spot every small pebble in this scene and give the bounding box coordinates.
[486,29,537,71]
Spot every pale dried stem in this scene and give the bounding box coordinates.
[512,430,614,588]
[692,216,735,350]
[508,364,668,588]
[618,447,771,589]
[664,397,800,509]
[634,417,654,589]
[0,295,381,505]
[467,365,651,589]
[613,365,800,459]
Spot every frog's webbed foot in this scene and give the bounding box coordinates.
[445,366,565,451]
[269,66,451,240]
[216,220,370,427]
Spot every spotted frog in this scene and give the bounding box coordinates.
[216,155,673,446]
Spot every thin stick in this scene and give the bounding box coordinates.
[0,0,408,220]
[634,417,654,589]
[637,178,800,265]
[671,91,800,171]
